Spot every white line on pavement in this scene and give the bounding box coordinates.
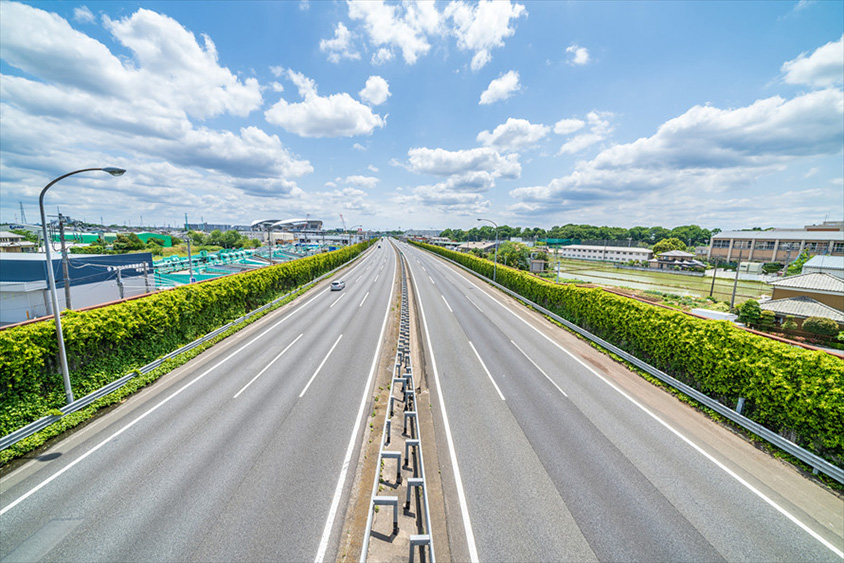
[415,272,480,563]
[441,295,453,313]
[510,339,568,398]
[469,341,505,401]
[315,255,396,563]
[299,334,343,398]
[359,292,370,307]
[461,261,843,559]
[329,292,346,308]
[0,289,327,517]
[234,334,303,398]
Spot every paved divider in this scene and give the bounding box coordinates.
[361,253,435,562]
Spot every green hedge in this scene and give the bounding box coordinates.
[414,242,844,467]
[0,241,374,438]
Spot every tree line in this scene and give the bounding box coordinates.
[438,224,719,248]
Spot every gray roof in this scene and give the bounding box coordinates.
[712,230,843,242]
[803,255,844,273]
[760,296,844,322]
[658,250,695,258]
[769,272,844,293]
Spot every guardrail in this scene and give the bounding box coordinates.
[361,251,435,562]
[417,245,844,485]
[0,252,368,452]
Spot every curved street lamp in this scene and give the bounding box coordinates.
[40,167,126,404]
[477,218,499,282]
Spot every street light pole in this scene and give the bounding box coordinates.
[477,218,499,282]
[39,167,126,404]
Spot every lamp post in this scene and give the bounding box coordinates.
[477,218,499,282]
[39,167,126,404]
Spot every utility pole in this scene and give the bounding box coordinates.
[143,262,150,293]
[186,237,195,283]
[730,247,743,308]
[58,213,72,309]
[116,267,124,299]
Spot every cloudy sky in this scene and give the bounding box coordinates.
[1,1,842,232]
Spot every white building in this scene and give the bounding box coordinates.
[556,244,653,263]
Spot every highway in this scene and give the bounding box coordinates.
[0,243,396,562]
[399,240,844,562]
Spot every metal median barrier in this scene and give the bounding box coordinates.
[424,246,844,485]
[361,251,435,562]
[0,253,367,452]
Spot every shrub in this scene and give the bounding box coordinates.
[411,241,844,466]
[803,317,840,337]
[758,310,776,331]
[737,299,762,327]
[782,316,798,331]
[0,240,374,438]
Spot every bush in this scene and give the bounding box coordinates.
[782,316,798,331]
[0,240,374,440]
[758,310,776,331]
[737,299,762,327]
[411,241,844,466]
[803,317,840,337]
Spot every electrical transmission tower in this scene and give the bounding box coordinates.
[19,202,27,224]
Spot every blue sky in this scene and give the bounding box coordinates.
[1,1,842,232]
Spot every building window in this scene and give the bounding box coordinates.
[754,241,776,250]
[712,240,730,248]
[733,240,751,249]
[834,242,844,253]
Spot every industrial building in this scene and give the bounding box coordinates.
[0,252,154,326]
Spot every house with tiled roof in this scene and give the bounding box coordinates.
[760,272,844,328]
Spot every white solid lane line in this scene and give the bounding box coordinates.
[299,334,343,398]
[414,273,480,563]
[510,339,568,398]
[0,289,327,516]
[359,292,370,308]
[315,254,396,563]
[469,341,505,401]
[441,295,453,313]
[233,334,303,398]
[449,252,844,559]
[329,292,346,308]
[465,294,483,312]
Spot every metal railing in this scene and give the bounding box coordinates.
[0,252,368,452]
[361,251,435,562]
[416,244,844,485]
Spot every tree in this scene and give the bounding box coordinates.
[112,233,145,252]
[786,250,810,276]
[10,229,38,244]
[758,310,777,331]
[652,237,687,255]
[782,316,798,331]
[737,299,762,327]
[802,317,839,337]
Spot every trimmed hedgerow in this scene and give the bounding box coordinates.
[0,241,374,438]
[413,241,844,467]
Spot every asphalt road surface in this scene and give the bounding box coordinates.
[0,243,396,562]
[399,240,843,563]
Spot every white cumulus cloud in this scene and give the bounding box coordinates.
[73,6,96,24]
[445,0,527,71]
[558,111,613,154]
[553,117,585,135]
[359,75,391,106]
[566,43,590,66]
[320,22,360,63]
[265,70,386,138]
[476,118,549,152]
[781,34,843,88]
[347,0,443,65]
[479,70,520,105]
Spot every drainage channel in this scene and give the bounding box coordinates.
[361,253,435,563]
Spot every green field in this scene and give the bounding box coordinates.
[546,259,769,304]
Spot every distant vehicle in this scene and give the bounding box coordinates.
[330,280,345,291]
